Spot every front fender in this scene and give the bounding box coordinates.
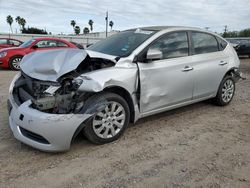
[77,66,138,94]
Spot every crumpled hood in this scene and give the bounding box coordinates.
[85,50,117,63]
[20,48,117,82]
[21,49,87,82]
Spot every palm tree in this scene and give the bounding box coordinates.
[109,21,114,30]
[83,27,90,34]
[71,20,76,33]
[15,16,21,31]
[74,26,80,35]
[6,15,13,33]
[19,18,26,30]
[88,19,93,32]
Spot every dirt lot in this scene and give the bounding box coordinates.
[0,59,249,188]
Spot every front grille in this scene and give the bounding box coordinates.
[19,126,50,144]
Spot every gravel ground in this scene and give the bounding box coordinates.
[0,59,249,188]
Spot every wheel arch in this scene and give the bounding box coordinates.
[224,67,239,77]
[71,86,136,143]
[216,66,239,95]
[104,86,135,123]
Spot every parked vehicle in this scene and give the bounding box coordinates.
[0,38,23,49]
[226,38,250,58]
[0,37,77,70]
[8,26,242,152]
[235,41,250,58]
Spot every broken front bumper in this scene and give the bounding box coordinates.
[8,94,91,152]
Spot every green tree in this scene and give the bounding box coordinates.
[239,28,250,37]
[6,15,13,33]
[74,25,80,35]
[22,27,47,34]
[19,18,26,30]
[83,27,90,34]
[109,20,114,30]
[88,19,93,32]
[15,16,21,31]
[71,20,76,33]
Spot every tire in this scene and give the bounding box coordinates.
[214,75,235,106]
[9,55,23,71]
[83,92,130,144]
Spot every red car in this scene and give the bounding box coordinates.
[0,38,23,49]
[0,37,77,70]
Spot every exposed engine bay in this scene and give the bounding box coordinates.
[13,56,115,114]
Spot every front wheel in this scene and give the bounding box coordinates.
[9,55,23,70]
[83,92,130,144]
[214,76,235,106]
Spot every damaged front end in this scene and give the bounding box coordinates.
[8,49,118,151]
[13,72,83,114]
[14,49,116,114]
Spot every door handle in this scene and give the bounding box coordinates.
[219,61,228,66]
[182,66,193,72]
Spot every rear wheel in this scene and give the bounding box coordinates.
[83,92,130,144]
[9,55,23,70]
[214,76,235,106]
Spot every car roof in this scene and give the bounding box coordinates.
[128,26,200,31]
[33,37,68,41]
[126,26,225,41]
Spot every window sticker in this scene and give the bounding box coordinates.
[135,28,153,35]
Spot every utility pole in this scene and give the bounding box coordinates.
[105,11,108,38]
[224,25,228,33]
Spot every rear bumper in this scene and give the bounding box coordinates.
[8,95,91,152]
[233,68,246,81]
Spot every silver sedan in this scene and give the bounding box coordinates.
[8,26,242,152]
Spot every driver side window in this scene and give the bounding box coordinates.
[149,32,189,59]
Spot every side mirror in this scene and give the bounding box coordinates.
[146,48,163,61]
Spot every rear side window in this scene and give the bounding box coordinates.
[192,32,219,54]
[149,32,189,59]
[216,37,228,51]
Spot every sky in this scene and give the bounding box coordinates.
[0,0,249,35]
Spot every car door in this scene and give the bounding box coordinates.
[137,31,194,114]
[190,32,229,99]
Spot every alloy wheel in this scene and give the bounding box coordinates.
[92,101,126,139]
[12,57,22,70]
[221,79,234,103]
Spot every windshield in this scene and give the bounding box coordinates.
[88,29,156,57]
[20,39,36,48]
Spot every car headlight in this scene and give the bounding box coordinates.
[72,79,83,90]
[0,51,7,58]
[9,72,21,94]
